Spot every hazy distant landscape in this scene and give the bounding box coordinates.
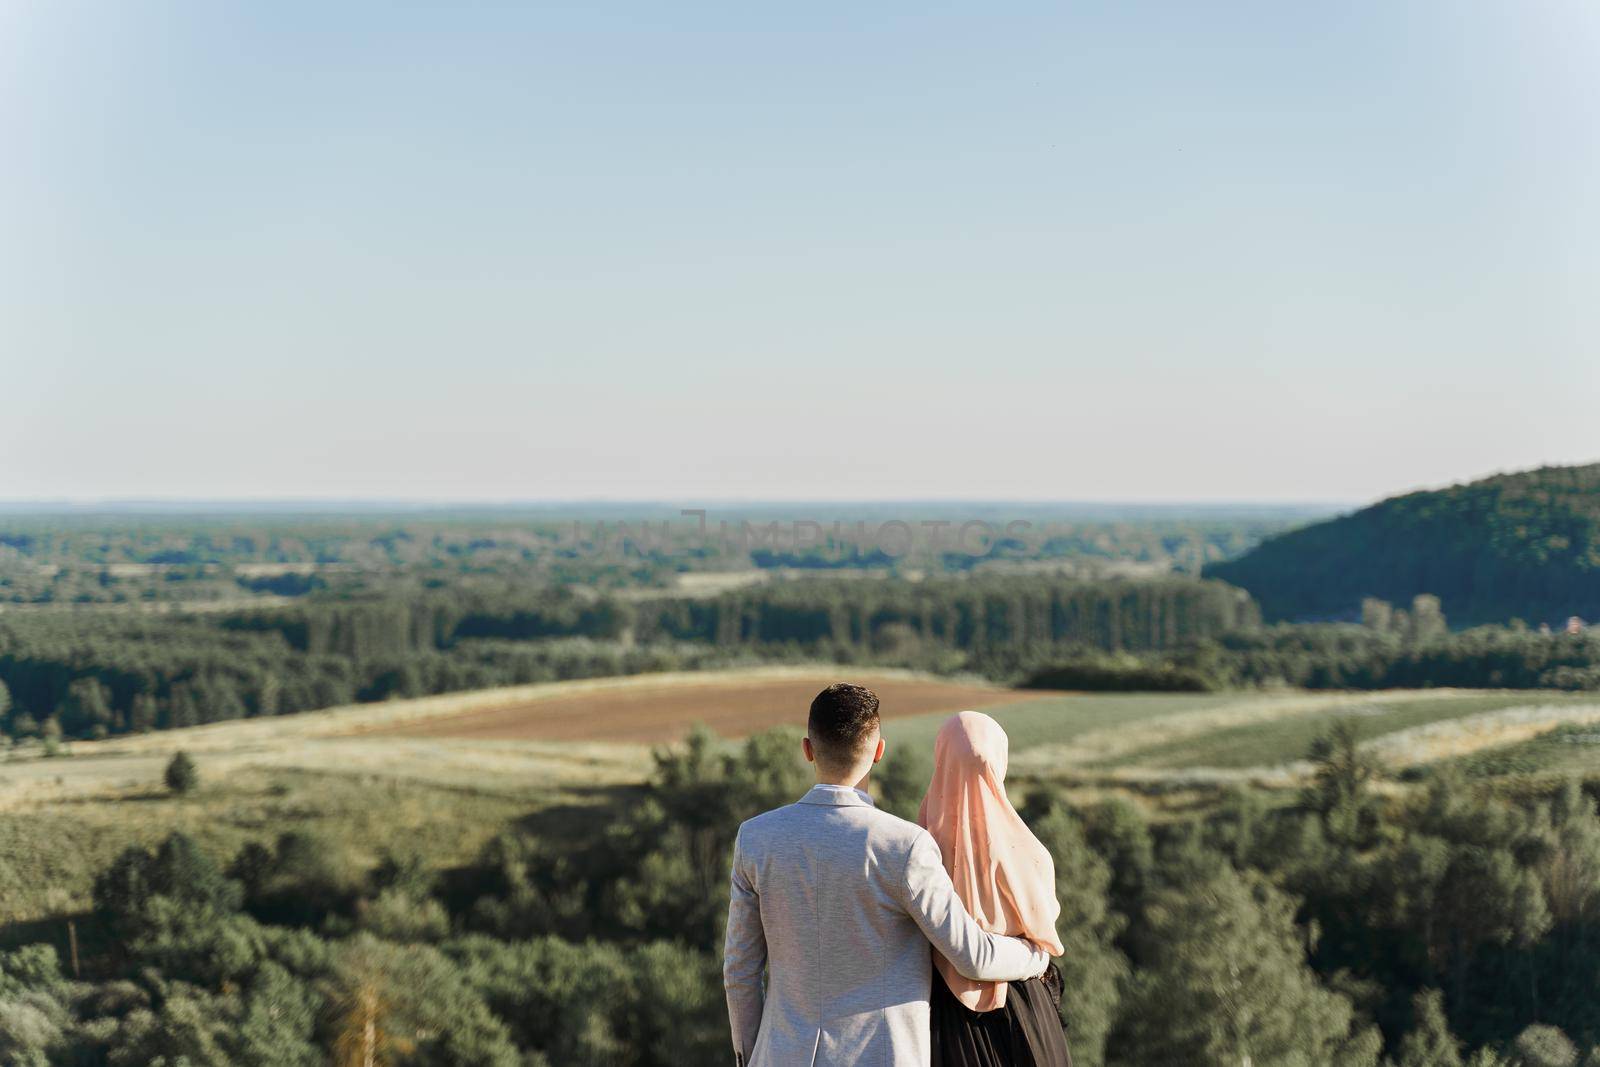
[3,465,1600,1064]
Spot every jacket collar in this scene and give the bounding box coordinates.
[798,783,876,808]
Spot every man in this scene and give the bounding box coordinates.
[724,682,1050,1066]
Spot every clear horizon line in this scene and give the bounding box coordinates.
[0,495,1357,509]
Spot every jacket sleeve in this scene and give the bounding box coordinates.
[895,829,1050,982]
[723,825,766,1064]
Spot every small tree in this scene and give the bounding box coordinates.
[40,717,64,758]
[1304,719,1382,846]
[165,751,199,795]
[1513,1025,1580,1067]
[1409,594,1449,643]
[130,693,160,733]
[1396,988,1463,1067]
[1361,597,1395,632]
[57,677,113,736]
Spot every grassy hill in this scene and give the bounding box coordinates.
[9,671,1599,923]
[1204,462,1600,625]
[7,670,1600,1065]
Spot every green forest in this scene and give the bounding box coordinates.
[5,729,1600,1065]
[1207,464,1600,626]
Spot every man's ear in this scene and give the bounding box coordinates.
[872,737,886,765]
[802,737,816,764]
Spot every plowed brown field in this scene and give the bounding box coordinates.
[369,672,1025,743]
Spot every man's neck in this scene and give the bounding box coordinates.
[815,769,872,793]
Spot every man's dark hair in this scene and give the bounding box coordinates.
[808,682,881,769]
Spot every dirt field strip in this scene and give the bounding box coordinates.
[59,666,1000,755]
[369,671,1023,743]
[0,667,1017,808]
[3,667,1012,781]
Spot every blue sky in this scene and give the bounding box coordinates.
[4,1,1596,502]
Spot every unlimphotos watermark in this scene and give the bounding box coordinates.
[555,510,1043,561]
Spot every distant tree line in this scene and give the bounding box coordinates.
[0,611,753,742]
[1202,622,1600,691]
[216,576,1256,659]
[0,576,1253,741]
[0,510,1305,604]
[1020,596,1600,694]
[631,575,1257,653]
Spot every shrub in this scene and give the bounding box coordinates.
[164,751,199,794]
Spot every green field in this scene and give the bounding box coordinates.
[880,692,1245,754]
[9,673,1600,926]
[1092,691,1600,770]
[1438,721,1600,780]
[884,688,1600,779]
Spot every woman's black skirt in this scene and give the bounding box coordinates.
[930,964,1072,1067]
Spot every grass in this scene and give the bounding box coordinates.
[881,692,1248,754]
[1428,721,1600,780]
[5,684,1253,925]
[0,737,650,926]
[8,672,1597,926]
[882,690,1523,771]
[1100,692,1598,770]
[0,765,541,925]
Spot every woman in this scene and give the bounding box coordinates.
[918,711,1072,1067]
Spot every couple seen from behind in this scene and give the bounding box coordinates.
[723,682,1072,1067]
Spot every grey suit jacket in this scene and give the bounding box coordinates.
[723,784,1050,1067]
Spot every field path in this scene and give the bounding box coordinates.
[58,666,1011,755]
[1362,702,1600,767]
[367,670,1022,743]
[0,667,1024,809]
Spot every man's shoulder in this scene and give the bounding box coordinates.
[737,803,796,837]
[736,801,927,853]
[860,805,927,846]
[736,801,815,841]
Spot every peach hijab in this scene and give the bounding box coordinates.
[917,711,1063,1011]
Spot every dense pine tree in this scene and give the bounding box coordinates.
[1206,463,1600,626]
[1114,863,1382,1066]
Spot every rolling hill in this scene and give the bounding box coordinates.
[7,668,1595,924]
[1205,462,1600,625]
